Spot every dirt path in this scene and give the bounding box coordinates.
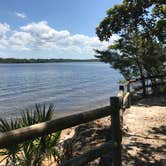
[122,96,166,166]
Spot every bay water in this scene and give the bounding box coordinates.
[0,62,123,119]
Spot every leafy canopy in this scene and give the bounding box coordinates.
[95,0,165,81]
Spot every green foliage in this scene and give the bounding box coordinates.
[96,0,165,42]
[0,119,21,165]
[95,0,166,91]
[0,104,61,166]
[20,104,54,127]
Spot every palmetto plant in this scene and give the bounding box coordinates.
[0,104,61,166]
[0,119,21,165]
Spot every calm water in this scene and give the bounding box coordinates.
[0,62,123,119]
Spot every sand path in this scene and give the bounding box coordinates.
[122,96,166,166]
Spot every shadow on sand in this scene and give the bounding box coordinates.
[122,124,166,166]
[122,94,166,166]
[61,120,112,165]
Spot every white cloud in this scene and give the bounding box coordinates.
[0,23,10,49]
[20,21,111,51]
[0,21,118,58]
[9,31,34,50]
[20,21,70,49]
[0,23,10,34]
[15,12,27,18]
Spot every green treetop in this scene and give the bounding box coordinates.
[95,0,166,95]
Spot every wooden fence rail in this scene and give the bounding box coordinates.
[0,106,110,148]
[60,141,114,166]
[126,75,166,96]
[133,82,166,92]
[129,74,166,83]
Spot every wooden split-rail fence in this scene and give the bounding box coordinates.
[0,75,165,166]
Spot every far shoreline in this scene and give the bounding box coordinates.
[0,58,99,64]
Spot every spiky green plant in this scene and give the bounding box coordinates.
[0,119,21,165]
[0,104,61,166]
[20,104,61,165]
[19,104,54,127]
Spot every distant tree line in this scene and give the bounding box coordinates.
[0,58,99,63]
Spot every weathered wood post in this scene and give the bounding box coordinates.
[117,85,124,132]
[146,79,149,95]
[110,96,122,166]
[118,85,124,107]
[119,85,124,92]
[142,76,146,97]
[127,82,130,93]
[126,82,131,108]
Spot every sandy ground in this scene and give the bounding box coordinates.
[122,96,166,166]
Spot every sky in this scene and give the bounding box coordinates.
[0,0,122,59]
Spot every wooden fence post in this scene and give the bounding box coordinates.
[142,76,146,97]
[110,97,122,166]
[119,85,124,91]
[127,82,131,108]
[118,85,124,107]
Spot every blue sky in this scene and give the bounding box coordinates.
[0,0,121,59]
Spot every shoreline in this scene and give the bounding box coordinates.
[0,98,110,120]
[0,58,99,64]
[53,99,109,118]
